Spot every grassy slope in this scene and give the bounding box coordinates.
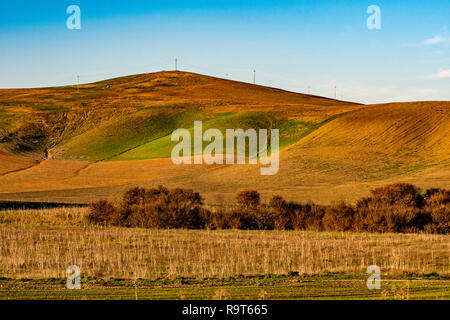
[111,111,318,160]
[57,108,205,161]
[0,148,37,176]
[116,101,449,204]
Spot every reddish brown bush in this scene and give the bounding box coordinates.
[269,196,302,230]
[236,190,261,209]
[293,202,325,231]
[368,183,423,207]
[424,188,450,233]
[354,183,427,233]
[322,202,354,232]
[88,186,206,229]
[88,200,117,226]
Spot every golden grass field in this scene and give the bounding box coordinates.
[1,207,449,279]
[0,71,448,205]
[1,204,449,299]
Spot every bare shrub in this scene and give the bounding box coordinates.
[88,200,117,226]
[424,188,450,234]
[355,183,426,233]
[236,190,261,209]
[292,202,325,231]
[89,186,206,229]
[369,183,423,207]
[322,201,354,232]
[269,195,294,230]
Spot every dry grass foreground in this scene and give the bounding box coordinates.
[0,207,449,280]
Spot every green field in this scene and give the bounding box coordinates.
[1,274,448,300]
[111,112,316,161]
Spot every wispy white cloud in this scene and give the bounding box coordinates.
[426,69,450,79]
[419,35,448,46]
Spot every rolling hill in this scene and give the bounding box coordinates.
[0,71,358,161]
[0,71,448,204]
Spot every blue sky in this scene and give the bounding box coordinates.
[0,0,449,103]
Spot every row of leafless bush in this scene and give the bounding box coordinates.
[88,183,449,234]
